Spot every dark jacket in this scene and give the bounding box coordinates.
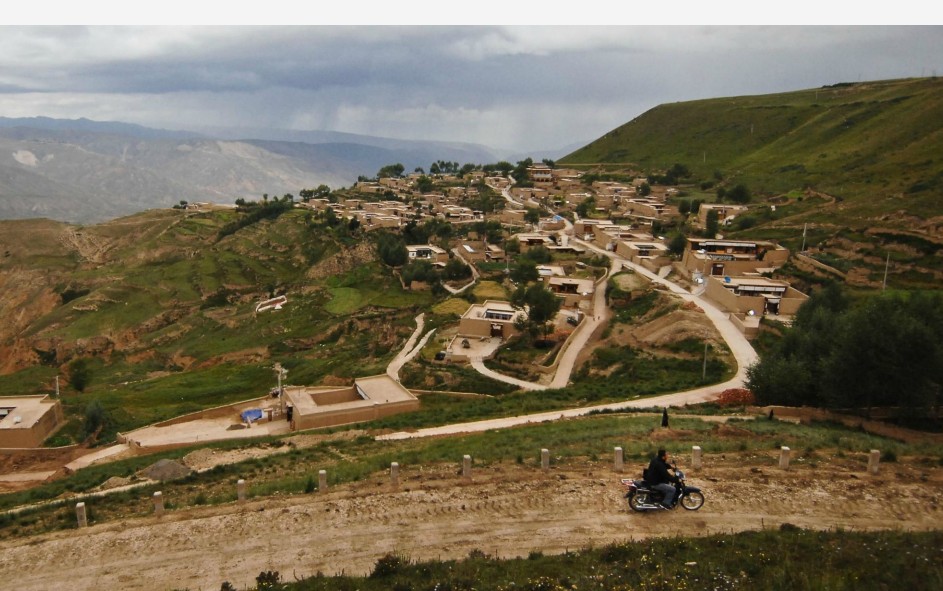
[646,455,678,485]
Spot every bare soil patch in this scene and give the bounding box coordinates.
[1,453,940,591]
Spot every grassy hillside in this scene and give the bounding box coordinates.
[563,77,943,220]
[563,77,943,290]
[0,207,432,440]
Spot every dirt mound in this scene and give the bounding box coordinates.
[649,428,698,440]
[635,309,716,347]
[307,241,376,280]
[713,423,755,438]
[140,459,193,481]
[94,476,133,491]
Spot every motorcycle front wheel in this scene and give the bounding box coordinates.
[680,491,704,511]
[628,492,647,512]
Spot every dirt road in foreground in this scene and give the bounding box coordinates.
[1,455,941,591]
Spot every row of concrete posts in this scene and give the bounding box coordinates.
[72,447,886,527]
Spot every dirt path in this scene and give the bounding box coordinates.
[2,455,940,591]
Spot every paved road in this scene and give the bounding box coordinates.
[379,226,759,441]
[387,314,435,381]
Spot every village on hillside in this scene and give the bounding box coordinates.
[2,161,808,461]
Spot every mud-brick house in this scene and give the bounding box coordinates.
[458,300,524,339]
[0,395,64,448]
[682,237,789,277]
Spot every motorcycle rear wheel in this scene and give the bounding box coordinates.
[680,491,704,511]
[628,492,648,512]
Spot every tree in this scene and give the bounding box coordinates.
[443,258,471,281]
[511,283,562,337]
[83,400,106,438]
[576,196,595,218]
[69,358,91,393]
[524,208,541,226]
[377,163,405,178]
[638,182,651,197]
[668,233,688,256]
[678,200,691,216]
[401,260,439,286]
[728,184,751,204]
[704,210,719,238]
[541,158,555,168]
[746,288,943,415]
[376,233,407,267]
[511,158,533,184]
[510,260,539,284]
[504,238,521,255]
[416,175,434,193]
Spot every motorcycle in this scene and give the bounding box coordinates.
[621,466,704,512]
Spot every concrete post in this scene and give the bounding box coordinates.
[868,450,881,474]
[779,446,791,470]
[541,448,550,471]
[153,491,164,515]
[463,455,472,480]
[692,446,703,470]
[319,469,328,492]
[237,479,246,503]
[614,447,624,471]
[75,502,87,528]
[391,462,400,487]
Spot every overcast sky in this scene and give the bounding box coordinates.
[0,25,941,153]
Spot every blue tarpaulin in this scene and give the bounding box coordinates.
[240,408,263,422]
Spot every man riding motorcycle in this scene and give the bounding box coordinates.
[646,449,680,509]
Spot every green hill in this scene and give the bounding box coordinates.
[563,77,943,220]
[563,77,943,290]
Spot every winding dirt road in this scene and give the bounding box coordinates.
[2,454,940,591]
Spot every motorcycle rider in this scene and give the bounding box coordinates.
[647,449,680,509]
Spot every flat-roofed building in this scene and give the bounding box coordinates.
[459,300,524,339]
[544,276,596,308]
[406,244,449,264]
[682,237,789,276]
[513,233,556,250]
[704,275,808,316]
[282,375,419,431]
[536,264,566,277]
[485,244,506,262]
[616,240,671,270]
[0,395,64,448]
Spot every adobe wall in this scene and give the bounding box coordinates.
[148,396,272,428]
[310,388,360,405]
[295,399,420,430]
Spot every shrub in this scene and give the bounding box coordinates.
[371,553,409,578]
[716,388,756,407]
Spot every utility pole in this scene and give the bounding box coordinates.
[702,343,708,381]
[54,375,60,398]
[801,223,807,253]
[883,252,890,291]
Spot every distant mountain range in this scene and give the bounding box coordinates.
[0,117,580,223]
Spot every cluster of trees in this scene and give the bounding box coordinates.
[219,195,295,240]
[376,233,408,267]
[650,163,691,186]
[746,286,943,414]
[299,185,333,202]
[401,258,471,287]
[717,183,751,204]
